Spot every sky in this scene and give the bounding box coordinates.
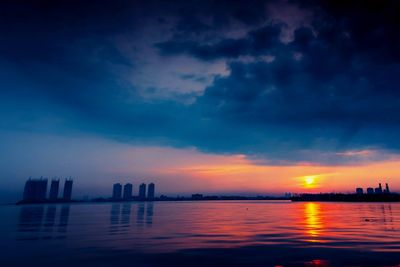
[1,0,400,202]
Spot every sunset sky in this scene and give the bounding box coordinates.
[1,0,400,202]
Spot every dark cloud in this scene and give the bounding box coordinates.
[156,24,283,60]
[301,0,400,63]
[164,0,400,157]
[1,0,400,165]
[166,0,270,35]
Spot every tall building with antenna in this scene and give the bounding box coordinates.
[375,183,383,194]
[384,183,390,193]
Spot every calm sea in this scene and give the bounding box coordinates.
[1,201,400,266]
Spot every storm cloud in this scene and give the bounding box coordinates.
[1,0,400,165]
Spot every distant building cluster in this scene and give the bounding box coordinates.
[112,182,155,201]
[191,194,203,200]
[23,177,73,202]
[284,192,292,198]
[356,183,390,195]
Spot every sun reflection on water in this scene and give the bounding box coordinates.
[304,202,324,243]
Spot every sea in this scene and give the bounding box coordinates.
[1,200,400,266]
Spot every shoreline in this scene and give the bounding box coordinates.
[14,195,400,205]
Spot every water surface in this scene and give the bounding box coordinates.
[1,201,400,266]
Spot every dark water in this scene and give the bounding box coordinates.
[1,201,400,266]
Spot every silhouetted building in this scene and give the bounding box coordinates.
[367,187,374,194]
[49,179,60,200]
[356,188,364,195]
[147,183,155,200]
[113,183,122,200]
[23,178,48,201]
[23,180,34,201]
[375,183,383,194]
[139,183,146,199]
[63,179,73,200]
[191,194,203,200]
[159,195,168,200]
[384,183,390,194]
[123,183,133,200]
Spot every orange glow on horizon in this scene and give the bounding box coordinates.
[158,153,400,193]
[115,145,400,194]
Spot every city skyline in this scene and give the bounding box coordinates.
[4,159,399,202]
[21,177,161,202]
[19,176,397,204]
[1,0,400,203]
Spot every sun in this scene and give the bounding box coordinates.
[302,175,318,189]
[305,176,315,186]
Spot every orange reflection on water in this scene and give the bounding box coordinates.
[304,259,331,266]
[303,202,325,243]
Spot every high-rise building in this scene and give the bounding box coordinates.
[366,187,374,194]
[375,183,383,194]
[385,183,390,194]
[63,179,73,200]
[355,188,363,195]
[139,183,146,199]
[23,180,34,201]
[147,183,155,200]
[23,178,48,201]
[112,183,122,200]
[49,179,60,200]
[123,183,133,200]
[37,179,48,200]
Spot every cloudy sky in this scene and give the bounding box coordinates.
[1,0,400,202]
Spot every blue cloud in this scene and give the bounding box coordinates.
[1,0,400,165]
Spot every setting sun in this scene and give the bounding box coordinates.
[302,175,319,189]
[305,176,315,185]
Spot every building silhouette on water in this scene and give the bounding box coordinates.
[191,194,203,200]
[375,183,383,194]
[384,183,390,193]
[139,183,146,200]
[147,183,155,200]
[112,183,122,200]
[22,177,74,203]
[63,179,73,200]
[356,182,391,195]
[111,182,156,201]
[23,178,48,201]
[49,179,60,200]
[123,183,133,200]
